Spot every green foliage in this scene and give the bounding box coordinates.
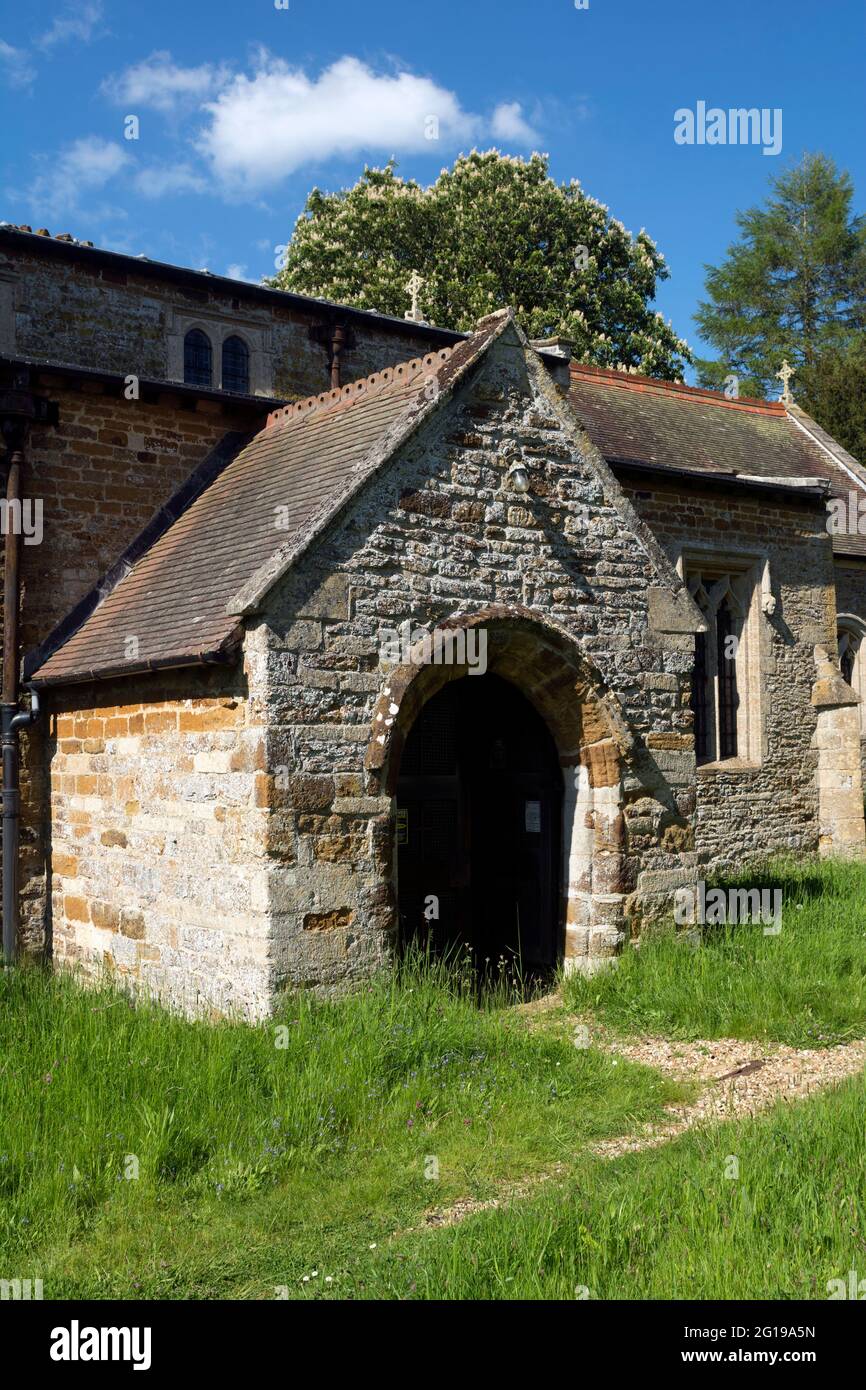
[272,151,692,379]
[695,153,866,398]
[0,952,677,1294]
[4,857,866,1298]
[360,1076,866,1301]
[798,334,866,464]
[563,856,866,1046]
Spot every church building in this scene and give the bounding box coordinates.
[2,223,865,1018]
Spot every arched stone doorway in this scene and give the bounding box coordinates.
[365,607,637,973]
[396,673,563,971]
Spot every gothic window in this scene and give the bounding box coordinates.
[687,568,751,764]
[838,618,866,734]
[184,328,212,387]
[691,630,709,762]
[839,631,856,687]
[221,335,249,394]
[716,599,739,759]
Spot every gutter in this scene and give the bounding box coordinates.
[27,642,240,692]
[0,354,286,414]
[609,456,831,502]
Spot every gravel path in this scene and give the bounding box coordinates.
[412,1004,866,1231]
[587,1031,866,1159]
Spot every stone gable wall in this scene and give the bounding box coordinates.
[45,668,272,1019]
[252,331,698,996]
[622,473,840,869]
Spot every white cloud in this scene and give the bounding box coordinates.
[37,1,103,51]
[225,263,250,281]
[26,136,129,217]
[102,50,231,114]
[133,163,208,198]
[490,101,540,146]
[25,51,538,211]
[198,54,483,190]
[0,39,36,89]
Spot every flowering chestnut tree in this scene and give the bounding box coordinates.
[271,151,692,380]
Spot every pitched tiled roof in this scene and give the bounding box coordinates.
[27,316,508,686]
[568,364,866,558]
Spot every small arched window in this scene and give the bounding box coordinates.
[839,626,860,689]
[838,617,866,736]
[687,567,749,764]
[222,335,249,393]
[184,328,212,387]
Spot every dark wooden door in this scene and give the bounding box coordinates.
[396,675,562,971]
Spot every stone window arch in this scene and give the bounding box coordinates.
[688,573,747,761]
[837,614,866,734]
[685,561,759,765]
[183,327,213,387]
[170,311,272,394]
[222,333,250,394]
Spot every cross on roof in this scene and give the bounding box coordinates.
[404,269,425,323]
[776,359,796,406]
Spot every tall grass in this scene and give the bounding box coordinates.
[564,858,866,1045]
[6,860,866,1298]
[0,954,681,1289]
[357,1073,866,1301]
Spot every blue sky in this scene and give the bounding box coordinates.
[2,0,864,371]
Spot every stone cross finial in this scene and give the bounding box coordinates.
[404,269,425,322]
[776,359,796,406]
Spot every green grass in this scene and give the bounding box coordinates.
[0,955,682,1298]
[351,1073,866,1301]
[564,858,866,1046]
[5,857,866,1299]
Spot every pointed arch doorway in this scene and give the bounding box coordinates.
[396,673,563,972]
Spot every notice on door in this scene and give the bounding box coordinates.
[524,800,541,833]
